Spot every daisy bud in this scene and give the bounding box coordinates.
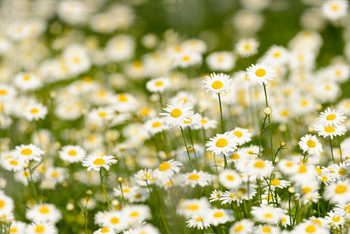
[288,187,295,193]
[23,163,29,169]
[86,190,93,195]
[308,126,314,133]
[274,156,280,163]
[117,177,124,183]
[111,199,119,206]
[66,203,74,211]
[263,107,272,115]
[280,141,286,147]
[49,91,56,99]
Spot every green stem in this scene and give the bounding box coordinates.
[218,94,225,133]
[180,127,194,170]
[27,167,40,204]
[263,84,274,162]
[329,137,335,164]
[188,128,200,170]
[258,116,268,158]
[99,169,113,211]
[337,136,343,163]
[118,182,127,206]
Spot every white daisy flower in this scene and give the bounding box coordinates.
[160,100,194,127]
[235,38,259,58]
[146,77,171,93]
[123,205,151,224]
[314,124,347,139]
[206,208,233,226]
[82,155,118,171]
[0,192,14,217]
[26,204,62,224]
[102,211,128,232]
[298,134,323,155]
[0,84,16,101]
[186,215,212,230]
[324,179,350,204]
[153,159,182,180]
[144,118,168,135]
[173,51,202,68]
[229,219,254,234]
[8,221,27,234]
[316,107,347,127]
[181,170,212,188]
[247,159,274,178]
[2,156,24,172]
[59,145,86,163]
[206,51,235,71]
[229,127,252,146]
[13,72,42,91]
[14,144,44,162]
[93,228,114,234]
[194,117,217,130]
[206,132,239,156]
[27,223,58,234]
[325,211,345,227]
[177,197,210,218]
[254,224,279,234]
[202,73,232,96]
[251,204,285,224]
[246,62,276,85]
[321,0,348,21]
[292,221,328,234]
[219,169,241,189]
[23,103,48,121]
[128,224,160,234]
[135,169,154,182]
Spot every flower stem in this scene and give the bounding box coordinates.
[329,137,335,164]
[27,166,40,204]
[180,126,194,170]
[218,94,225,133]
[99,169,113,211]
[258,115,268,158]
[118,182,127,206]
[263,84,274,162]
[337,136,343,163]
[188,128,200,170]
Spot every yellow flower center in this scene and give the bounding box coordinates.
[254,160,265,168]
[188,174,200,180]
[230,193,235,198]
[305,225,316,233]
[345,205,350,213]
[213,212,224,218]
[302,187,311,194]
[211,81,223,89]
[235,225,243,232]
[184,117,193,124]
[262,226,271,233]
[0,90,7,95]
[68,150,77,156]
[306,140,316,148]
[133,61,143,67]
[299,164,307,173]
[100,228,110,233]
[339,169,347,175]
[21,148,32,155]
[182,56,190,61]
[196,217,203,222]
[73,57,80,64]
[152,122,162,128]
[155,81,163,87]
[93,158,105,165]
[324,126,335,133]
[30,108,39,114]
[312,219,322,226]
[226,175,234,181]
[244,44,251,51]
[39,206,50,214]
[188,205,199,210]
[322,176,328,181]
[23,74,31,80]
[118,94,128,102]
[255,68,266,77]
[159,162,171,171]
[264,213,273,218]
[332,216,341,222]
[9,228,18,233]
[335,185,347,194]
[200,119,207,124]
[141,108,150,116]
[286,162,293,167]
[0,200,5,208]
[130,212,139,217]
[326,114,336,120]
[98,112,107,117]
[170,108,182,118]
[274,52,281,58]
[332,4,339,11]
[111,217,119,224]
[281,217,287,223]
[233,131,242,138]
[216,138,228,147]
[9,160,18,166]
[35,226,45,233]
[230,154,240,160]
[270,179,280,186]
[123,188,130,193]
[51,172,59,178]
[238,188,247,194]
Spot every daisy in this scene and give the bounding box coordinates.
[333,163,350,180]
[93,228,114,234]
[324,179,350,204]
[206,132,239,156]
[280,215,291,228]
[220,190,239,204]
[334,203,350,219]
[177,197,210,218]
[183,39,207,54]
[26,204,62,224]
[219,169,241,189]
[14,170,40,186]
[27,223,58,234]
[292,221,328,234]
[123,205,151,224]
[135,169,154,183]
[128,188,150,203]
[316,108,347,127]
[160,100,194,127]
[173,51,202,68]
[321,0,348,21]
[144,118,168,135]
[0,84,16,101]
[325,211,345,227]
[263,45,289,66]
[298,134,323,155]
[112,93,139,113]
[202,73,232,96]
[8,221,27,234]
[186,215,212,230]
[0,192,14,217]
[181,170,212,188]
[209,189,223,202]
[82,155,118,171]
[102,211,128,232]
[14,144,44,162]
[63,44,91,75]
[314,124,346,139]
[264,178,290,190]
[328,64,350,83]
[146,77,171,93]
[128,224,160,234]
[246,62,276,85]
[206,51,235,71]
[229,127,252,146]
[2,156,24,172]
[254,225,279,234]
[235,38,259,58]
[194,117,217,130]
[23,103,48,121]
[277,160,299,175]
[45,168,67,184]
[206,209,233,226]
[59,145,86,163]
[251,204,285,224]
[247,159,274,178]
[13,72,42,91]
[153,159,182,180]
[229,219,254,234]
